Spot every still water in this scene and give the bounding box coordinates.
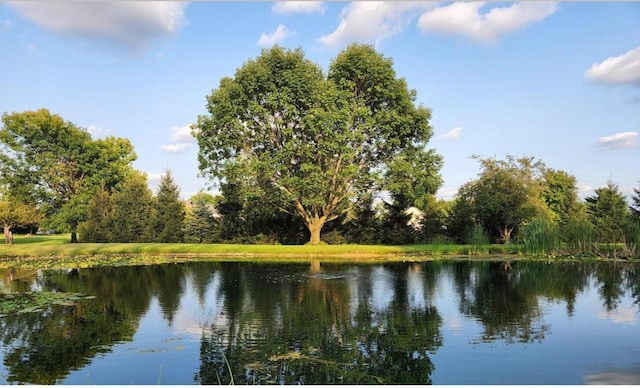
[0,260,639,384]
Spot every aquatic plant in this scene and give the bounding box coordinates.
[564,218,594,256]
[623,221,640,258]
[467,224,489,255]
[521,217,560,257]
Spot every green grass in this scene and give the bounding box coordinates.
[0,233,527,270]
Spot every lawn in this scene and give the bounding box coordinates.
[0,233,525,270]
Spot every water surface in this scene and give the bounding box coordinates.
[0,260,638,384]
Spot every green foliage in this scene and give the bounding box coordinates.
[340,193,381,245]
[150,170,185,243]
[195,44,441,244]
[520,217,560,257]
[0,196,41,241]
[541,169,585,227]
[106,171,156,243]
[78,183,113,242]
[630,182,640,220]
[0,109,136,242]
[623,220,640,258]
[467,223,490,255]
[183,192,220,243]
[452,155,549,244]
[585,181,629,247]
[564,218,595,256]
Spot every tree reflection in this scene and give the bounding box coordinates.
[0,260,638,385]
[0,266,159,384]
[195,263,443,384]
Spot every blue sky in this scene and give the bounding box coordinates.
[0,1,638,202]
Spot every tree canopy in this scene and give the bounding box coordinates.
[585,181,629,245]
[451,155,550,244]
[194,44,442,244]
[0,109,137,242]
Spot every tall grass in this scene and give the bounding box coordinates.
[429,235,452,256]
[564,219,594,256]
[623,221,640,259]
[467,224,489,255]
[520,217,559,257]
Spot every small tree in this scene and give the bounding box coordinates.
[0,196,39,244]
[78,183,113,242]
[630,182,640,220]
[109,171,155,243]
[150,170,185,243]
[585,181,629,250]
[183,192,219,243]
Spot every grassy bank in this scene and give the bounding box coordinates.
[0,233,526,269]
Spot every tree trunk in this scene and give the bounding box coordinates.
[307,218,325,245]
[501,227,513,244]
[4,224,12,245]
[70,231,78,243]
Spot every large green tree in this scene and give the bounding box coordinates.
[0,109,136,242]
[453,155,550,244]
[194,44,441,244]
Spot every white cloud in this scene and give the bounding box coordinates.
[598,306,637,325]
[161,143,191,154]
[258,24,295,47]
[318,2,435,49]
[436,187,458,200]
[597,131,638,150]
[417,2,557,45]
[161,125,196,154]
[86,125,109,138]
[2,19,11,29]
[585,47,640,87]
[440,126,462,139]
[8,2,187,52]
[147,173,163,184]
[272,2,326,15]
[169,124,195,143]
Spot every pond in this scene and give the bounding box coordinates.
[0,260,639,384]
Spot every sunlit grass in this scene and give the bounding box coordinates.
[2,233,620,271]
[0,233,523,265]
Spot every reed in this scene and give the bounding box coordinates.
[564,219,594,256]
[467,224,489,255]
[521,217,559,257]
[623,220,640,258]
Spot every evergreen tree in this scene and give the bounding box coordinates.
[151,170,185,243]
[78,183,112,242]
[631,182,640,220]
[109,171,155,242]
[342,193,381,245]
[183,192,219,243]
[585,181,629,245]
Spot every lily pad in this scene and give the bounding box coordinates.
[0,291,96,315]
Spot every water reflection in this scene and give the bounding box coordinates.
[195,262,442,384]
[0,260,637,384]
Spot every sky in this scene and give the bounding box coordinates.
[0,1,638,202]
